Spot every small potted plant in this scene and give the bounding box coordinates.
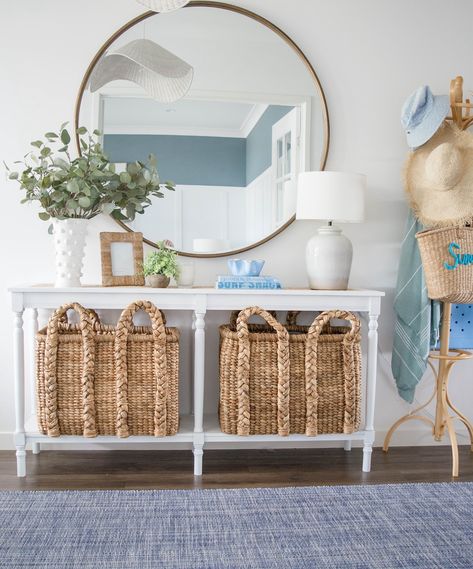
[6,124,174,287]
[143,241,180,288]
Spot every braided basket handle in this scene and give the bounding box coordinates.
[236,307,290,436]
[305,310,360,437]
[230,310,277,330]
[308,310,360,339]
[44,303,97,438]
[115,300,168,438]
[58,308,101,330]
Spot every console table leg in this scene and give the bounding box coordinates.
[13,307,26,477]
[362,440,373,472]
[364,305,380,473]
[29,309,38,419]
[193,438,204,477]
[193,308,206,476]
[32,443,40,455]
[344,440,352,452]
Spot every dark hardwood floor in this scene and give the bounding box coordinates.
[1,446,473,490]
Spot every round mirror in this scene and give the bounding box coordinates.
[75,2,329,257]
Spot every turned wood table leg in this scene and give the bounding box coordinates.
[13,304,26,477]
[363,304,380,473]
[193,304,206,476]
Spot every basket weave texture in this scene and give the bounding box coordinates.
[416,226,473,303]
[36,301,180,438]
[219,307,361,436]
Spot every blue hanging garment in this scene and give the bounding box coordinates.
[391,210,441,403]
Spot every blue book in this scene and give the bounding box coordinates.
[217,275,280,283]
[216,280,282,290]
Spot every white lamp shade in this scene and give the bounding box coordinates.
[136,0,190,12]
[90,39,194,104]
[296,171,366,223]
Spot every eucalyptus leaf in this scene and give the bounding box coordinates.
[40,147,51,157]
[111,210,127,221]
[60,129,71,145]
[52,191,64,202]
[101,203,115,215]
[66,180,79,194]
[53,158,69,169]
[38,212,50,221]
[127,163,140,176]
[120,172,132,184]
[78,196,91,208]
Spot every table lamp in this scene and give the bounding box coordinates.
[296,171,366,290]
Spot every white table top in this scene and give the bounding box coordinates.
[9,285,385,296]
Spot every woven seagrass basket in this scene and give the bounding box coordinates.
[219,307,361,436]
[416,226,473,303]
[36,300,180,438]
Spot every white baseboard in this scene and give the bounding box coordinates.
[0,428,467,451]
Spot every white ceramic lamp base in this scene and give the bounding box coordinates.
[306,225,353,290]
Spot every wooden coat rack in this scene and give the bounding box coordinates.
[383,76,473,477]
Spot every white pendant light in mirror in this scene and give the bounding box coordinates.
[89,39,194,103]
[136,0,190,12]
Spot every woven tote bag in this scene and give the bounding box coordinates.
[219,306,361,436]
[36,300,180,438]
[417,226,473,303]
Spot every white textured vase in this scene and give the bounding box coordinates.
[52,219,89,288]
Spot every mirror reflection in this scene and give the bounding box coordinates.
[78,6,328,255]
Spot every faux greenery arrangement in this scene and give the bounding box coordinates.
[143,241,180,279]
[5,124,174,224]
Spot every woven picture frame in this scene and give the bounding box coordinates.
[100,232,145,287]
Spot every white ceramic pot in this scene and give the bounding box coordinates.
[145,274,170,288]
[52,218,89,288]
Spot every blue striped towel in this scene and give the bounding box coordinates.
[391,210,441,403]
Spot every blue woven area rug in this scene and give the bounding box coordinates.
[1,483,472,568]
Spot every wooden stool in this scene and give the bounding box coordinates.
[384,302,473,477]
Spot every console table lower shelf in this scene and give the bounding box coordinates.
[24,415,375,475]
[10,286,384,477]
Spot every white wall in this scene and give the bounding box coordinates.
[1,0,473,449]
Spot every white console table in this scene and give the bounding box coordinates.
[10,286,384,478]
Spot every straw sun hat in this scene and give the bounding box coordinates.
[404,121,473,227]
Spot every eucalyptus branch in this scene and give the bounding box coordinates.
[7,124,175,223]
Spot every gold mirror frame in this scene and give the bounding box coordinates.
[74,1,330,258]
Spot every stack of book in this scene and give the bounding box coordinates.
[216,275,282,289]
